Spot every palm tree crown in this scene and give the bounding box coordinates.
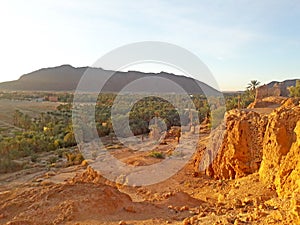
[247,80,260,91]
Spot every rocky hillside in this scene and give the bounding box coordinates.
[266,79,297,91]
[195,97,300,223]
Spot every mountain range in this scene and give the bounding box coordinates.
[0,65,297,96]
[0,65,219,95]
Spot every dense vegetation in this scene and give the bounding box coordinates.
[0,103,76,173]
[94,94,213,137]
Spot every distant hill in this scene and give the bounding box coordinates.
[266,79,297,89]
[0,65,220,95]
[264,79,298,97]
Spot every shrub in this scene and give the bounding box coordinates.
[56,149,64,158]
[149,151,164,159]
[66,152,84,166]
[48,156,58,164]
[0,158,23,173]
[30,154,38,162]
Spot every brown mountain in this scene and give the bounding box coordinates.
[0,65,220,95]
[266,79,297,89]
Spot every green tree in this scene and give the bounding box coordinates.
[288,80,300,97]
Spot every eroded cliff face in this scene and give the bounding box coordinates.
[196,98,300,183]
[196,98,300,222]
[274,120,300,197]
[201,109,268,180]
[259,99,300,185]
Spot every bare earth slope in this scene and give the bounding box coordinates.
[1,97,300,225]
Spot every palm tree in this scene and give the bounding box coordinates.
[246,80,260,102]
[247,80,260,91]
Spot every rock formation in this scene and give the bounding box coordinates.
[259,98,300,185]
[250,79,298,108]
[199,109,268,179]
[274,120,300,197]
[255,80,297,100]
[256,83,283,100]
[195,97,300,222]
[259,99,300,222]
[196,98,300,184]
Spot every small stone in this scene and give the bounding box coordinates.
[41,180,53,186]
[119,221,127,225]
[189,210,196,215]
[81,160,88,166]
[180,206,189,211]
[163,192,172,198]
[35,178,44,182]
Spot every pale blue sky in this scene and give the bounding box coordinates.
[0,0,299,90]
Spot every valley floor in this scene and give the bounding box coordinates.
[0,139,282,225]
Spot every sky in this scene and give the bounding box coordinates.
[0,0,299,91]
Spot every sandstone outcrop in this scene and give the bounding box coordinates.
[197,98,300,183]
[274,120,300,197]
[194,97,300,223]
[259,98,300,185]
[200,109,268,179]
[258,99,300,222]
